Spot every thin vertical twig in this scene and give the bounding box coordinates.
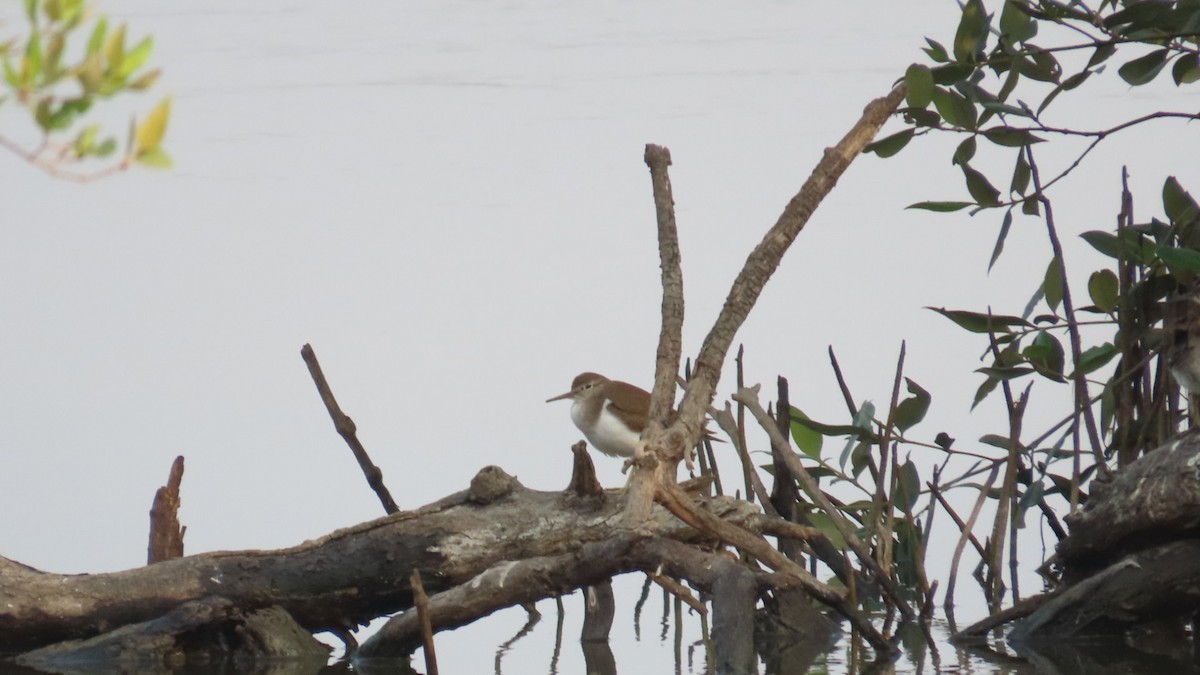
[411,570,438,675]
[988,384,1030,612]
[940,464,1000,612]
[1027,147,1105,468]
[735,345,753,503]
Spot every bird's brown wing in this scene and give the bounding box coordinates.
[604,380,652,433]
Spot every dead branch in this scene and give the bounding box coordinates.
[148,455,186,564]
[300,343,399,514]
[672,86,906,449]
[411,570,438,675]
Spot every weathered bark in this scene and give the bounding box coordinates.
[1057,431,1200,577]
[970,432,1200,645]
[0,466,757,660]
[147,455,186,564]
[15,597,328,671]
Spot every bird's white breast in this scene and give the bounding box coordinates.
[571,400,641,457]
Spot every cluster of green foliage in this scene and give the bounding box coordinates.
[769,0,1200,615]
[1,0,170,178]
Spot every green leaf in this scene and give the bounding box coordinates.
[94,137,118,157]
[975,365,1035,380]
[136,146,172,168]
[972,375,999,409]
[952,136,977,166]
[929,307,1032,333]
[789,407,824,459]
[1011,153,1030,196]
[989,209,1014,271]
[1087,43,1116,70]
[1157,246,1200,273]
[1038,70,1091,116]
[135,96,171,153]
[953,0,989,63]
[1015,479,1044,527]
[806,511,847,550]
[1088,269,1119,312]
[931,62,975,86]
[907,201,973,212]
[1000,0,1036,42]
[893,378,931,432]
[840,401,876,470]
[1043,256,1065,312]
[1080,230,1121,258]
[86,16,107,58]
[34,98,52,131]
[963,165,1001,206]
[1015,51,1061,83]
[43,32,63,82]
[896,459,922,513]
[1173,53,1200,85]
[1075,342,1119,376]
[923,38,949,63]
[982,127,1044,147]
[103,23,126,75]
[980,433,1012,450]
[905,64,935,108]
[850,440,873,479]
[2,55,17,88]
[1163,176,1199,226]
[790,416,878,443]
[1022,197,1040,215]
[128,68,161,91]
[24,29,43,87]
[118,35,153,78]
[864,129,915,158]
[932,86,978,129]
[1118,49,1170,86]
[73,124,98,156]
[1024,330,1066,381]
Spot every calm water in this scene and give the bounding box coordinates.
[5,0,1184,672]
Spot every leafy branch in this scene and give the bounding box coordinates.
[1,0,171,180]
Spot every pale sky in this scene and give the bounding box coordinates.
[2,1,1197,671]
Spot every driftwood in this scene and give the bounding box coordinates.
[954,430,1200,670]
[2,459,835,672]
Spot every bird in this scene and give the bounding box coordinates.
[546,371,717,461]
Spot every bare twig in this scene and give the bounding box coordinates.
[709,402,776,515]
[735,345,754,503]
[653,481,894,653]
[943,464,1001,612]
[1027,147,1105,467]
[645,144,686,427]
[300,343,399,515]
[411,570,438,675]
[647,571,707,615]
[734,385,917,624]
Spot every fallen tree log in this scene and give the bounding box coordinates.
[956,430,1200,662]
[0,464,768,661]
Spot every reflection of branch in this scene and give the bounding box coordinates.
[0,133,130,183]
[494,604,540,674]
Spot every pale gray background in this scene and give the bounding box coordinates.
[2,1,1196,671]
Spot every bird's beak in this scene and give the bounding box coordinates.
[545,391,573,403]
